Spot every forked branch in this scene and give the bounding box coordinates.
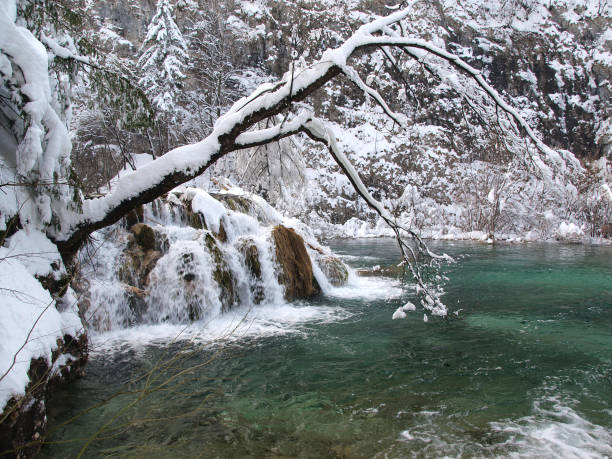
[52,6,578,316]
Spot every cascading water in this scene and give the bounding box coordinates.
[79,186,345,334]
[146,238,222,323]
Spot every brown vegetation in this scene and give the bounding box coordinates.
[272,225,320,301]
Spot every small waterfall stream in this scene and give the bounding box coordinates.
[78,186,345,333]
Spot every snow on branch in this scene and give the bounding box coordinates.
[301,118,449,317]
[376,26,584,178]
[234,112,313,149]
[40,32,91,65]
[337,62,407,127]
[236,113,450,315]
[53,5,579,270]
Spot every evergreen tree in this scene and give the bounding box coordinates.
[138,0,188,150]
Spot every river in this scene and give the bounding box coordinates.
[42,239,612,458]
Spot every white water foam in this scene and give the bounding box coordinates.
[84,191,412,355]
[327,269,404,301]
[490,395,612,458]
[394,393,612,458]
[88,258,400,354]
[89,301,351,354]
[146,238,222,323]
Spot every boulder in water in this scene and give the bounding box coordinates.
[317,255,349,286]
[272,225,320,301]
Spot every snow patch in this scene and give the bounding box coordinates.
[0,246,81,411]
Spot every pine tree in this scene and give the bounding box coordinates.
[138,0,188,137]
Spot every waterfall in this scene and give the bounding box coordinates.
[79,186,348,332]
[146,238,222,323]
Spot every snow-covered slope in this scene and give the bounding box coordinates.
[80,0,611,241]
[221,0,611,241]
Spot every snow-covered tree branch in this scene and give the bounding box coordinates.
[3,3,581,311]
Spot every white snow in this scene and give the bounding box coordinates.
[557,222,584,239]
[392,301,418,319]
[0,232,81,411]
[5,229,63,277]
[186,188,228,233]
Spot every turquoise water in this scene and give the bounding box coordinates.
[42,240,612,458]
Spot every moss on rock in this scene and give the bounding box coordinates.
[188,211,207,230]
[272,225,320,301]
[130,223,156,251]
[204,233,237,312]
[241,242,262,279]
[124,205,144,228]
[210,193,252,215]
[117,227,163,323]
[117,245,162,289]
[318,255,349,286]
[239,240,264,303]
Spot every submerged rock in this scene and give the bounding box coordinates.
[272,225,320,301]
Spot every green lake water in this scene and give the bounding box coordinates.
[42,240,612,458]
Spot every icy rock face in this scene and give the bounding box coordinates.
[83,187,346,331]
